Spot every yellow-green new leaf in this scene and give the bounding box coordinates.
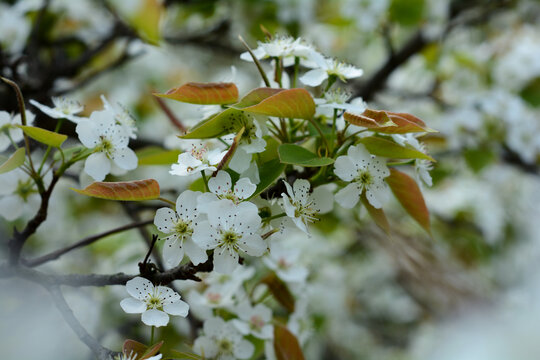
[0,148,25,174]
[18,125,67,148]
[233,88,315,120]
[180,108,249,139]
[136,147,182,165]
[72,179,160,201]
[129,0,163,44]
[274,324,305,360]
[386,168,431,234]
[359,136,435,161]
[278,144,334,167]
[155,82,239,105]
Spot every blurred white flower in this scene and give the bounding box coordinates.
[120,276,189,327]
[30,97,84,123]
[300,51,363,87]
[193,317,254,360]
[0,110,35,152]
[231,300,273,340]
[76,109,138,181]
[0,168,41,221]
[240,35,316,67]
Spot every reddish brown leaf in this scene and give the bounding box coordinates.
[274,324,305,360]
[386,168,431,234]
[360,192,390,235]
[123,340,163,359]
[233,87,284,108]
[233,88,315,120]
[261,273,295,313]
[346,109,436,134]
[72,179,160,201]
[154,82,239,105]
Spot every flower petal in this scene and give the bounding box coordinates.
[126,276,153,300]
[208,170,231,196]
[112,147,138,170]
[163,235,184,267]
[335,183,360,209]
[234,177,256,200]
[163,300,189,317]
[120,297,146,314]
[300,68,328,87]
[184,238,208,265]
[154,207,176,233]
[214,249,239,274]
[234,338,255,359]
[84,152,111,181]
[142,309,169,327]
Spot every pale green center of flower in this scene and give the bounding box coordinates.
[250,315,265,331]
[218,190,240,204]
[217,338,233,354]
[15,179,36,201]
[145,289,163,310]
[278,258,290,269]
[206,292,221,304]
[221,231,240,245]
[356,170,373,186]
[292,200,318,223]
[96,136,114,157]
[174,219,192,236]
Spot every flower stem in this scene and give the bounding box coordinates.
[38,118,64,175]
[150,326,155,345]
[201,171,209,192]
[158,197,176,207]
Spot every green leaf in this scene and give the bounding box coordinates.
[389,0,425,26]
[359,137,435,161]
[72,179,160,201]
[250,158,285,199]
[464,147,495,173]
[129,0,163,44]
[180,108,248,139]
[261,273,295,313]
[278,144,334,167]
[273,324,305,360]
[233,88,315,120]
[520,76,540,107]
[155,82,239,105]
[360,192,390,234]
[18,125,67,148]
[136,147,182,166]
[386,168,431,234]
[0,148,25,174]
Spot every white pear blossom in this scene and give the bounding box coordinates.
[193,317,255,360]
[154,190,208,267]
[228,115,267,173]
[76,108,138,181]
[198,171,256,213]
[29,97,84,123]
[170,145,227,177]
[0,110,35,152]
[231,300,274,340]
[334,144,390,209]
[281,179,333,233]
[192,200,266,274]
[300,51,363,87]
[0,4,31,54]
[314,89,367,114]
[100,95,138,139]
[113,351,162,360]
[263,239,308,283]
[391,134,433,187]
[120,276,189,327]
[0,168,41,221]
[240,35,317,67]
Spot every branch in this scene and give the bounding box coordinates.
[0,257,213,287]
[23,219,154,267]
[48,285,116,360]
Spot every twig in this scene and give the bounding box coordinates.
[23,219,154,267]
[47,285,116,360]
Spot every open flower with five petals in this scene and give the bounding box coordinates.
[193,317,254,360]
[154,190,208,267]
[198,171,256,213]
[192,200,265,274]
[300,51,363,87]
[170,144,226,177]
[76,108,137,181]
[120,276,189,327]
[334,144,390,209]
[30,97,84,123]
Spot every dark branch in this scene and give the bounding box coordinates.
[23,219,154,267]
